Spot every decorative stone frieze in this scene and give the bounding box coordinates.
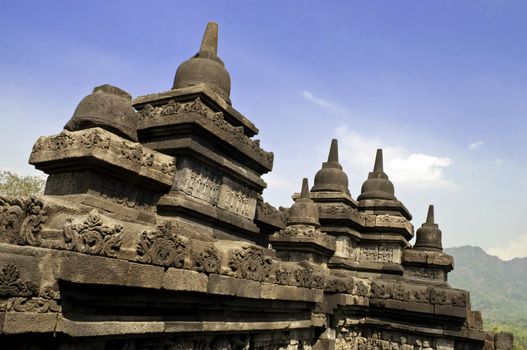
[29,127,176,188]
[136,221,189,268]
[137,97,274,170]
[228,245,272,281]
[0,196,46,246]
[63,210,123,257]
[0,263,37,297]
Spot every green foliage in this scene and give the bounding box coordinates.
[445,246,527,350]
[0,171,45,197]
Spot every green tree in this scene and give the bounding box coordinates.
[0,171,45,196]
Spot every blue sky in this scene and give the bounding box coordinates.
[1,1,527,258]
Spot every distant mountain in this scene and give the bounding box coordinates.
[445,246,527,326]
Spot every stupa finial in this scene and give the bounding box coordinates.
[200,22,218,55]
[328,139,339,162]
[426,204,435,224]
[301,178,310,198]
[374,149,383,172]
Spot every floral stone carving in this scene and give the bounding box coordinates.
[0,264,37,297]
[194,245,222,274]
[63,210,123,257]
[137,221,189,268]
[228,246,272,281]
[0,196,46,246]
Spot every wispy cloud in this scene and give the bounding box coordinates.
[494,158,504,166]
[468,140,484,150]
[336,126,456,189]
[486,233,527,260]
[301,91,337,113]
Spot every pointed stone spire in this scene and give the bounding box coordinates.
[312,139,350,193]
[426,205,434,224]
[373,148,383,172]
[173,22,232,104]
[300,177,310,198]
[328,139,339,162]
[357,149,396,201]
[287,178,320,227]
[200,22,218,55]
[414,204,443,251]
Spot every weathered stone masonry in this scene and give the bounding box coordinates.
[0,22,513,350]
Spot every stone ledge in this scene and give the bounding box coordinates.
[29,127,175,190]
[163,268,208,293]
[56,318,165,337]
[208,274,262,299]
[2,312,58,334]
[133,84,259,137]
[260,282,323,303]
[135,102,272,172]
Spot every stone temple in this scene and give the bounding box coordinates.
[0,22,513,350]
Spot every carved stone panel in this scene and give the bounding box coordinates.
[360,245,378,263]
[404,267,445,282]
[174,158,222,205]
[359,245,401,264]
[335,236,358,261]
[218,177,257,219]
[335,326,452,350]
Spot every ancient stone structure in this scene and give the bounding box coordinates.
[0,22,512,350]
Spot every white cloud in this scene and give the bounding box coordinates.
[301,91,337,113]
[468,140,484,150]
[486,233,527,260]
[336,126,455,189]
[494,158,504,166]
[388,154,453,185]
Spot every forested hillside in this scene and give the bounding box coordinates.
[445,246,527,350]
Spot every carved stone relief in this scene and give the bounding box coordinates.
[194,245,222,274]
[405,267,444,281]
[0,196,46,246]
[360,245,378,263]
[335,236,357,260]
[63,210,123,257]
[137,97,273,165]
[0,263,38,297]
[335,327,451,350]
[136,221,189,268]
[359,245,400,264]
[218,177,257,219]
[174,158,222,205]
[228,245,272,281]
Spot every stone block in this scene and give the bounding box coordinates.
[260,282,322,302]
[400,300,434,314]
[127,262,164,289]
[208,274,261,298]
[59,252,130,286]
[2,312,58,334]
[435,304,467,318]
[56,318,165,337]
[484,332,495,350]
[162,268,208,292]
[495,332,514,350]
